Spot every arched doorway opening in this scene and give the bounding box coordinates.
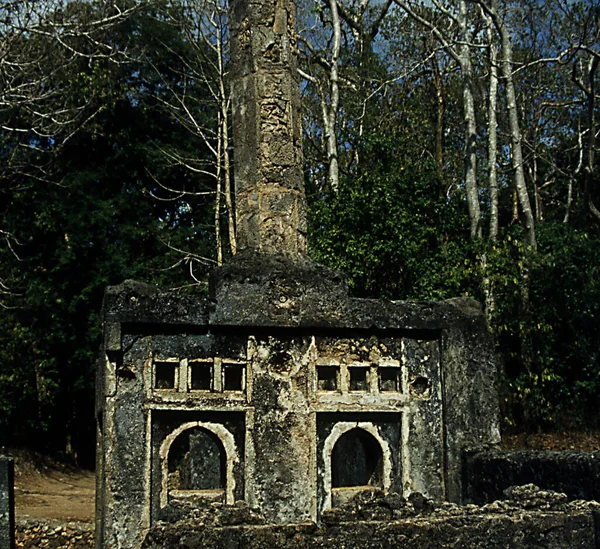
[331,427,383,489]
[159,421,237,506]
[322,422,392,511]
[168,427,226,493]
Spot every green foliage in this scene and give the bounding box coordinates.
[495,224,600,430]
[0,0,218,463]
[0,0,598,461]
[308,130,472,300]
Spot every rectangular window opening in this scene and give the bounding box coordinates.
[349,367,369,391]
[317,366,338,391]
[190,362,212,391]
[223,363,244,391]
[155,361,176,389]
[379,368,401,392]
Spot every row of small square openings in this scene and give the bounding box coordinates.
[317,364,411,394]
[154,359,246,393]
[318,364,430,395]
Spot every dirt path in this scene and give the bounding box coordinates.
[13,454,95,523]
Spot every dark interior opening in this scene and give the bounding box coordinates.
[168,427,226,490]
[379,368,401,392]
[155,362,176,389]
[190,362,212,391]
[331,428,383,488]
[411,376,430,395]
[349,367,369,391]
[318,366,338,391]
[223,364,244,391]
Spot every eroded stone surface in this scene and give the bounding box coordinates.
[141,487,600,549]
[230,0,306,255]
[96,272,500,549]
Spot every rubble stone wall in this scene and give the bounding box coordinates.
[465,450,600,504]
[16,519,93,549]
[142,487,600,549]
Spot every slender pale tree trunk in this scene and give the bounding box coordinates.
[222,106,236,255]
[325,0,341,191]
[484,11,499,241]
[573,54,600,221]
[565,119,584,224]
[480,0,536,249]
[502,35,536,249]
[215,110,223,266]
[459,0,481,239]
[584,56,599,219]
[480,11,499,328]
[216,28,236,255]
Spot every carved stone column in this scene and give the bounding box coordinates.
[229,0,307,255]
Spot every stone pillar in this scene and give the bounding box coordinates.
[0,457,14,549]
[229,0,307,255]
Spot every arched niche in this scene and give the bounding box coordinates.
[159,421,237,507]
[331,428,383,488]
[322,422,392,512]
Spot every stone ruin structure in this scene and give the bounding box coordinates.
[95,0,600,547]
[0,457,14,549]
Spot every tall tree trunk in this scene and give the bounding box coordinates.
[215,108,224,266]
[459,0,481,239]
[584,55,599,220]
[484,11,499,241]
[217,29,236,255]
[325,0,341,191]
[482,0,536,249]
[432,52,445,178]
[502,38,536,250]
[573,54,600,222]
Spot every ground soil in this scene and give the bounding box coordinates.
[8,431,600,523]
[12,451,95,523]
[500,431,600,452]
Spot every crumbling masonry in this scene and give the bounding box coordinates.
[95,0,502,547]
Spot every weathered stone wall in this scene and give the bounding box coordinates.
[96,281,213,549]
[209,255,500,504]
[142,486,600,549]
[465,450,600,504]
[0,457,14,549]
[96,268,500,549]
